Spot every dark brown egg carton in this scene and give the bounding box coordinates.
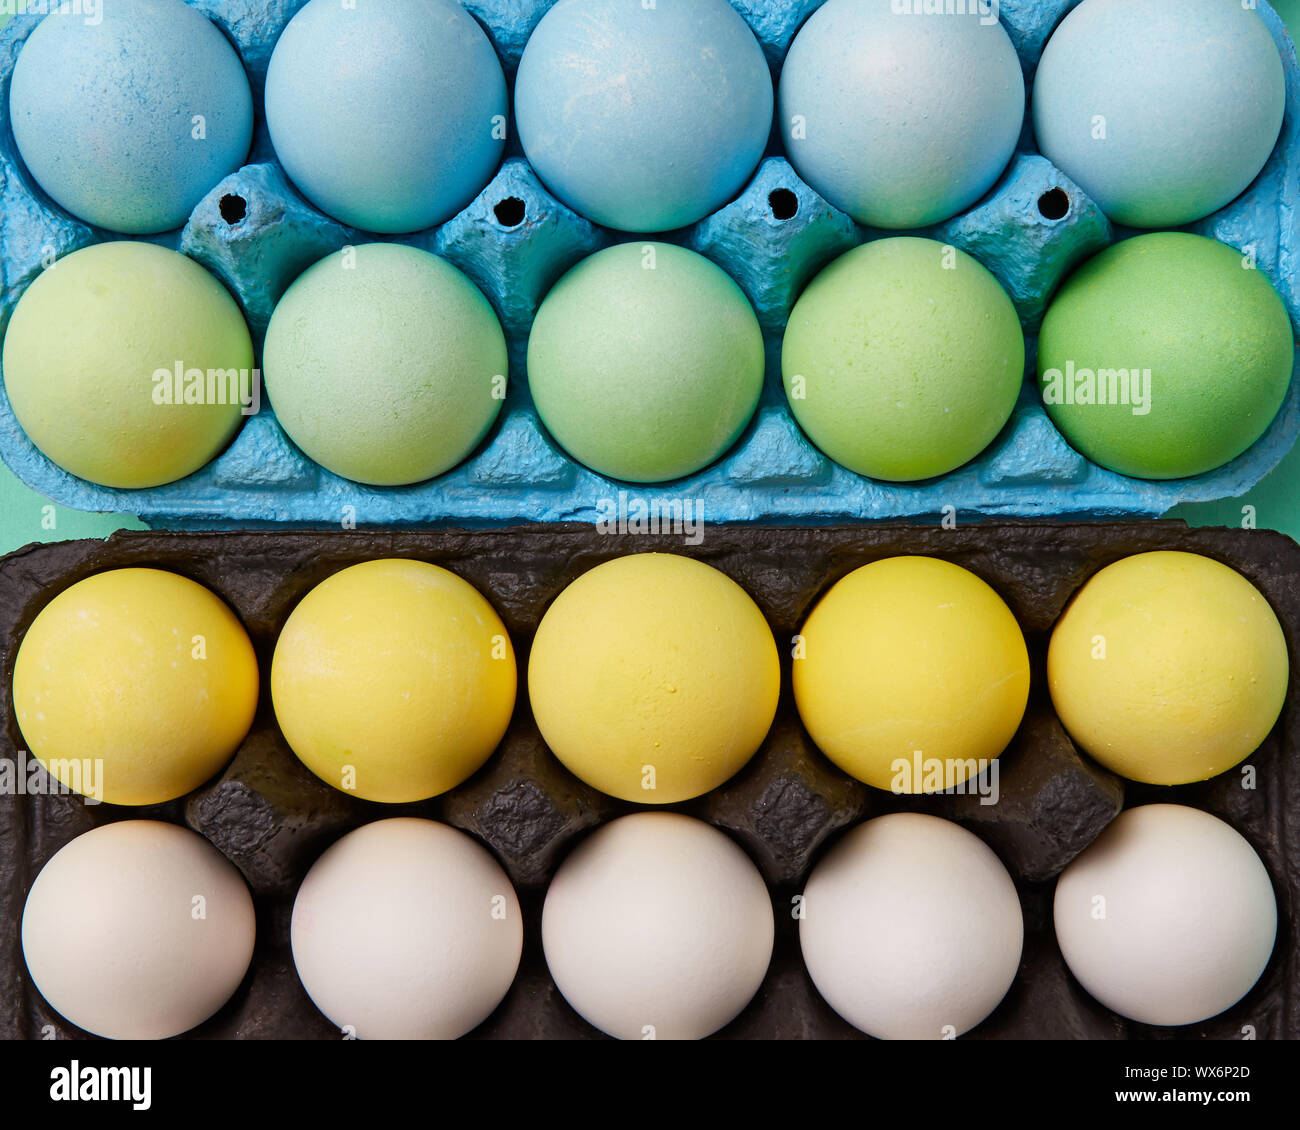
[0,522,1295,1041]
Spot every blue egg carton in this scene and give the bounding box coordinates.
[0,0,1297,526]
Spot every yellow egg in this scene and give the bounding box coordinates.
[793,557,1030,792]
[271,560,516,803]
[527,554,779,804]
[1048,551,1288,785]
[12,569,259,806]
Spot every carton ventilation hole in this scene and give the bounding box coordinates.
[494,197,526,228]
[769,189,799,221]
[1038,188,1069,221]
[219,194,248,224]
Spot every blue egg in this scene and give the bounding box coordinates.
[265,0,506,234]
[8,0,253,235]
[514,0,773,233]
[1033,0,1285,228]
[778,0,1024,230]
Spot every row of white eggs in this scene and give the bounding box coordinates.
[21,805,1276,1040]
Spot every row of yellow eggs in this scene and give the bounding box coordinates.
[12,550,1289,808]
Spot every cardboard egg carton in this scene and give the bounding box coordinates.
[0,1,1297,525]
[0,521,1295,1039]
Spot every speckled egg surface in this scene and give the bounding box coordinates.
[271,559,517,805]
[528,553,780,805]
[782,237,1025,482]
[793,556,1030,793]
[1034,0,1285,228]
[779,0,1025,229]
[8,0,252,234]
[1037,233,1294,480]
[1048,551,1289,786]
[2,241,253,489]
[527,242,765,483]
[265,0,506,233]
[515,0,773,232]
[12,567,260,807]
[262,243,507,487]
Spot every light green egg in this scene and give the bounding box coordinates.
[2,242,252,489]
[782,237,1025,482]
[263,243,507,486]
[527,242,764,483]
[1038,233,1294,480]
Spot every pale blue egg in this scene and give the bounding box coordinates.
[8,0,253,235]
[514,0,773,233]
[265,0,506,234]
[1033,0,1285,228]
[779,0,1025,230]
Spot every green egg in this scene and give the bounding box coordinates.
[1037,233,1294,480]
[263,243,507,486]
[781,237,1025,482]
[527,242,764,484]
[2,242,252,489]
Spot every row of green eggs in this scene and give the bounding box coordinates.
[4,227,1293,494]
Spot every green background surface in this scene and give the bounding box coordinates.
[0,0,1295,551]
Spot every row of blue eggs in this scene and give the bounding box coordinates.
[7,0,1287,239]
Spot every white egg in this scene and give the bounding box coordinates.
[291,818,523,1040]
[800,812,1023,1040]
[1054,804,1276,1026]
[21,820,256,1040]
[541,812,774,1040]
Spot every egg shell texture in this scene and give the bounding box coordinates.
[291,818,523,1040]
[1033,0,1286,228]
[21,820,256,1040]
[8,0,253,234]
[262,243,508,487]
[541,812,775,1040]
[527,241,765,483]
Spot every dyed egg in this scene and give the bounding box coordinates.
[793,557,1030,792]
[266,0,506,232]
[292,819,523,1040]
[1037,233,1294,480]
[515,0,772,232]
[1048,552,1289,786]
[542,813,774,1040]
[527,243,764,482]
[12,569,259,807]
[271,560,516,804]
[263,244,507,486]
[779,0,1024,228]
[22,821,256,1040]
[782,238,1025,481]
[801,813,1023,1040]
[1034,0,1285,228]
[1055,805,1276,1026]
[528,554,779,804]
[2,242,253,488]
[8,0,252,234]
